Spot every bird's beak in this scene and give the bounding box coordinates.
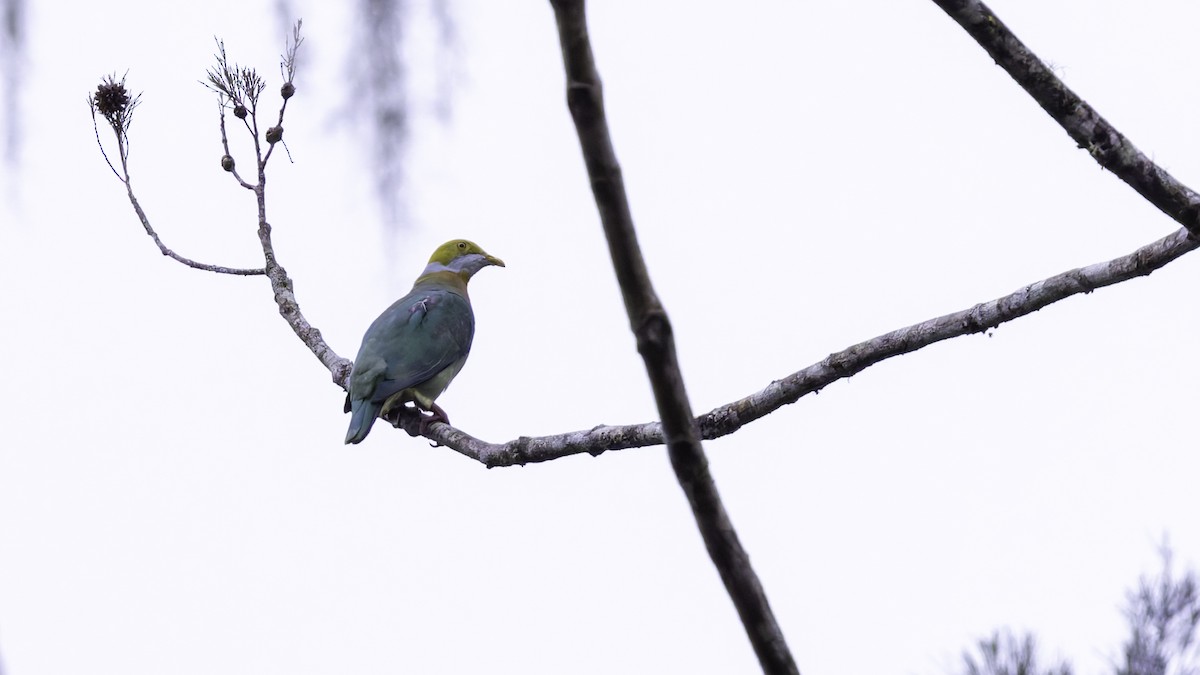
[485,254,506,268]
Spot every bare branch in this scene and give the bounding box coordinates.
[121,183,266,276]
[931,0,1200,237]
[702,230,1197,435]
[258,205,353,383]
[201,26,353,383]
[263,20,302,166]
[90,75,264,276]
[417,226,1197,466]
[546,1,798,674]
[215,102,255,189]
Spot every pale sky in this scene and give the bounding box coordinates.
[2,2,1199,674]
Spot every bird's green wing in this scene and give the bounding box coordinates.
[358,287,475,406]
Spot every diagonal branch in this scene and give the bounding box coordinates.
[701,226,1198,436]
[546,1,799,674]
[250,140,353,385]
[252,189,352,383]
[413,226,1197,465]
[931,0,1200,237]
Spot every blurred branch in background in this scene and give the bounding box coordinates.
[952,544,1200,675]
[960,631,1073,675]
[353,0,408,231]
[1,0,24,165]
[345,0,459,235]
[429,0,458,121]
[1117,543,1200,675]
[274,0,299,52]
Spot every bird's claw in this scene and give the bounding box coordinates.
[417,406,450,445]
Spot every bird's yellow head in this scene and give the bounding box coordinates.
[420,239,505,282]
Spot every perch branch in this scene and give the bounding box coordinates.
[422,225,1196,464]
[931,0,1200,237]
[547,1,799,674]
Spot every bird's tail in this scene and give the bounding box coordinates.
[344,399,382,444]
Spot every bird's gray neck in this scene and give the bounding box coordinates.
[421,253,490,279]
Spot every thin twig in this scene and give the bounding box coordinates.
[931,0,1200,237]
[405,226,1198,465]
[116,101,265,275]
[215,102,255,189]
[203,40,265,116]
[122,180,265,276]
[89,103,122,180]
[546,1,799,674]
[262,20,301,166]
[90,75,264,276]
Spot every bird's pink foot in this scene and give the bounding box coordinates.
[417,404,451,440]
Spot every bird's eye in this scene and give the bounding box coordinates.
[458,242,467,249]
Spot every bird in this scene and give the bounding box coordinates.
[343,239,505,444]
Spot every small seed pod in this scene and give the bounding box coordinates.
[221,155,235,172]
[94,82,131,117]
[281,82,295,100]
[266,126,283,144]
[233,104,248,119]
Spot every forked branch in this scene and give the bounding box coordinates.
[90,74,264,276]
[92,26,351,382]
